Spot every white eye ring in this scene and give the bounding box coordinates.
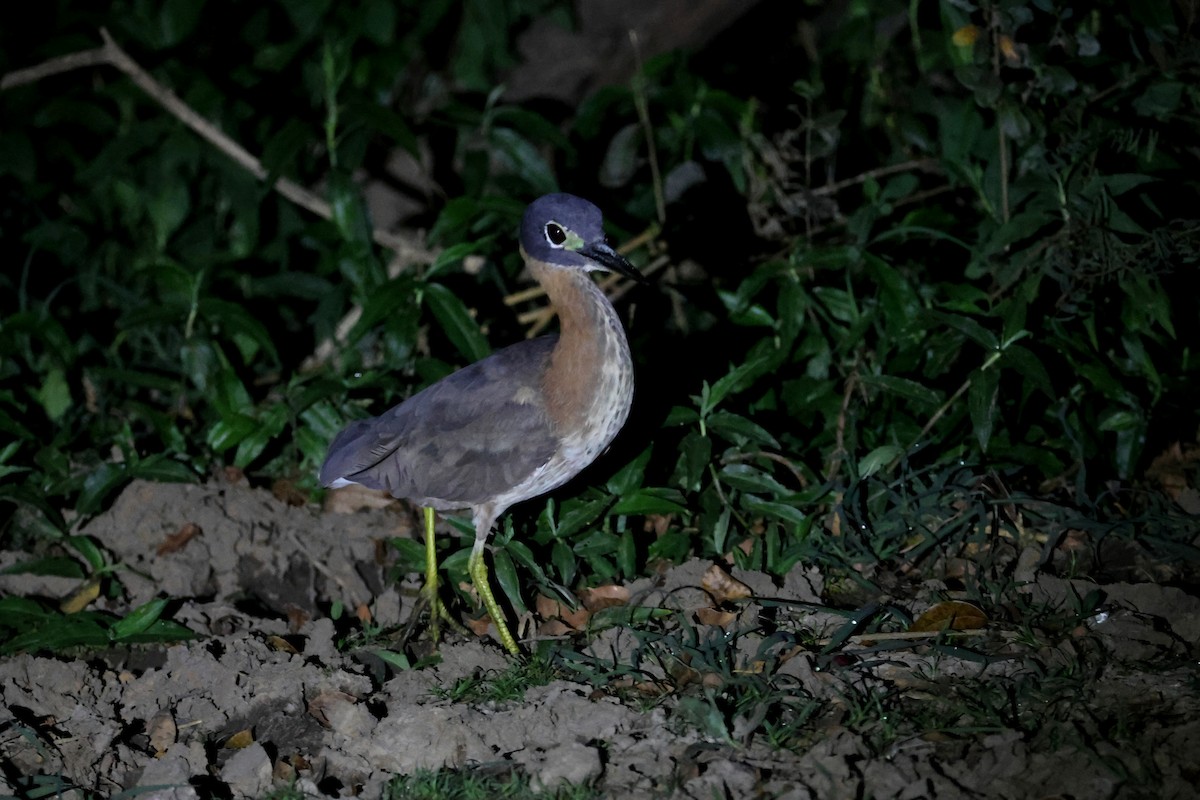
[544,222,567,247]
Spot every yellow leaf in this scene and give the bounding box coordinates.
[999,35,1020,64]
[59,577,101,614]
[952,25,980,47]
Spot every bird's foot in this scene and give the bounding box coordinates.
[467,549,521,655]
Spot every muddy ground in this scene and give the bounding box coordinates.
[2,477,1198,799]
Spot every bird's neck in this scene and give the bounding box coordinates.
[528,259,632,435]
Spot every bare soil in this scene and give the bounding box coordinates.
[2,478,1197,799]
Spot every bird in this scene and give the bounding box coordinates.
[319,193,644,654]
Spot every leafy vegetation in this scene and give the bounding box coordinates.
[1,2,1197,785]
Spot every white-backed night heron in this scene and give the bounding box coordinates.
[320,193,643,654]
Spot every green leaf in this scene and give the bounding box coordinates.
[664,405,699,426]
[968,368,1000,452]
[867,257,922,322]
[709,506,731,556]
[704,354,774,415]
[109,599,169,641]
[389,537,426,575]
[859,375,941,407]
[491,127,557,196]
[158,0,204,46]
[491,549,527,616]
[611,488,688,516]
[0,557,85,579]
[1098,409,1141,432]
[374,649,412,671]
[551,540,576,586]
[132,455,196,483]
[76,464,130,517]
[647,529,692,564]
[719,464,789,495]
[37,368,72,422]
[0,595,55,624]
[1001,345,1053,399]
[198,298,280,364]
[504,540,548,584]
[857,445,902,478]
[553,495,611,541]
[207,414,259,452]
[607,446,652,496]
[741,497,808,529]
[675,432,711,493]
[234,403,289,468]
[427,240,486,280]
[67,536,107,572]
[423,282,491,363]
[706,412,781,448]
[146,179,190,249]
[812,286,859,324]
[617,530,637,578]
[1,613,110,655]
[934,312,998,350]
[119,618,194,644]
[347,100,418,155]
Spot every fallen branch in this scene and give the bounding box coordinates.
[2,28,430,265]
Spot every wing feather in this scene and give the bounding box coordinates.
[320,336,559,507]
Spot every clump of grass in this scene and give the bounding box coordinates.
[433,653,561,705]
[387,767,599,800]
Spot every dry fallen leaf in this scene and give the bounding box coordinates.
[156,522,201,556]
[1146,441,1200,513]
[273,759,296,784]
[701,564,751,604]
[266,635,299,654]
[307,691,358,728]
[694,607,736,627]
[271,478,307,507]
[224,728,254,749]
[465,614,493,637]
[538,619,575,637]
[910,601,988,633]
[535,594,590,630]
[643,513,673,537]
[578,584,630,612]
[146,710,176,756]
[286,605,311,633]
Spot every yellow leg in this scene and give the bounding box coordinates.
[468,543,520,655]
[419,507,464,647]
[422,506,440,645]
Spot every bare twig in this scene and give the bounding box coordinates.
[809,158,939,198]
[824,370,859,481]
[814,627,1013,646]
[1,46,110,89]
[628,30,666,225]
[990,12,1010,224]
[1,29,430,264]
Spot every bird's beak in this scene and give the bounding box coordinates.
[581,241,650,285]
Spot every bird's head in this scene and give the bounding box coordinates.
[520,193,646,284]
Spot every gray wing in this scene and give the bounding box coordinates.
[319,336,559,507]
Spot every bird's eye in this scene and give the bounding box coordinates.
[544,222,567,246]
